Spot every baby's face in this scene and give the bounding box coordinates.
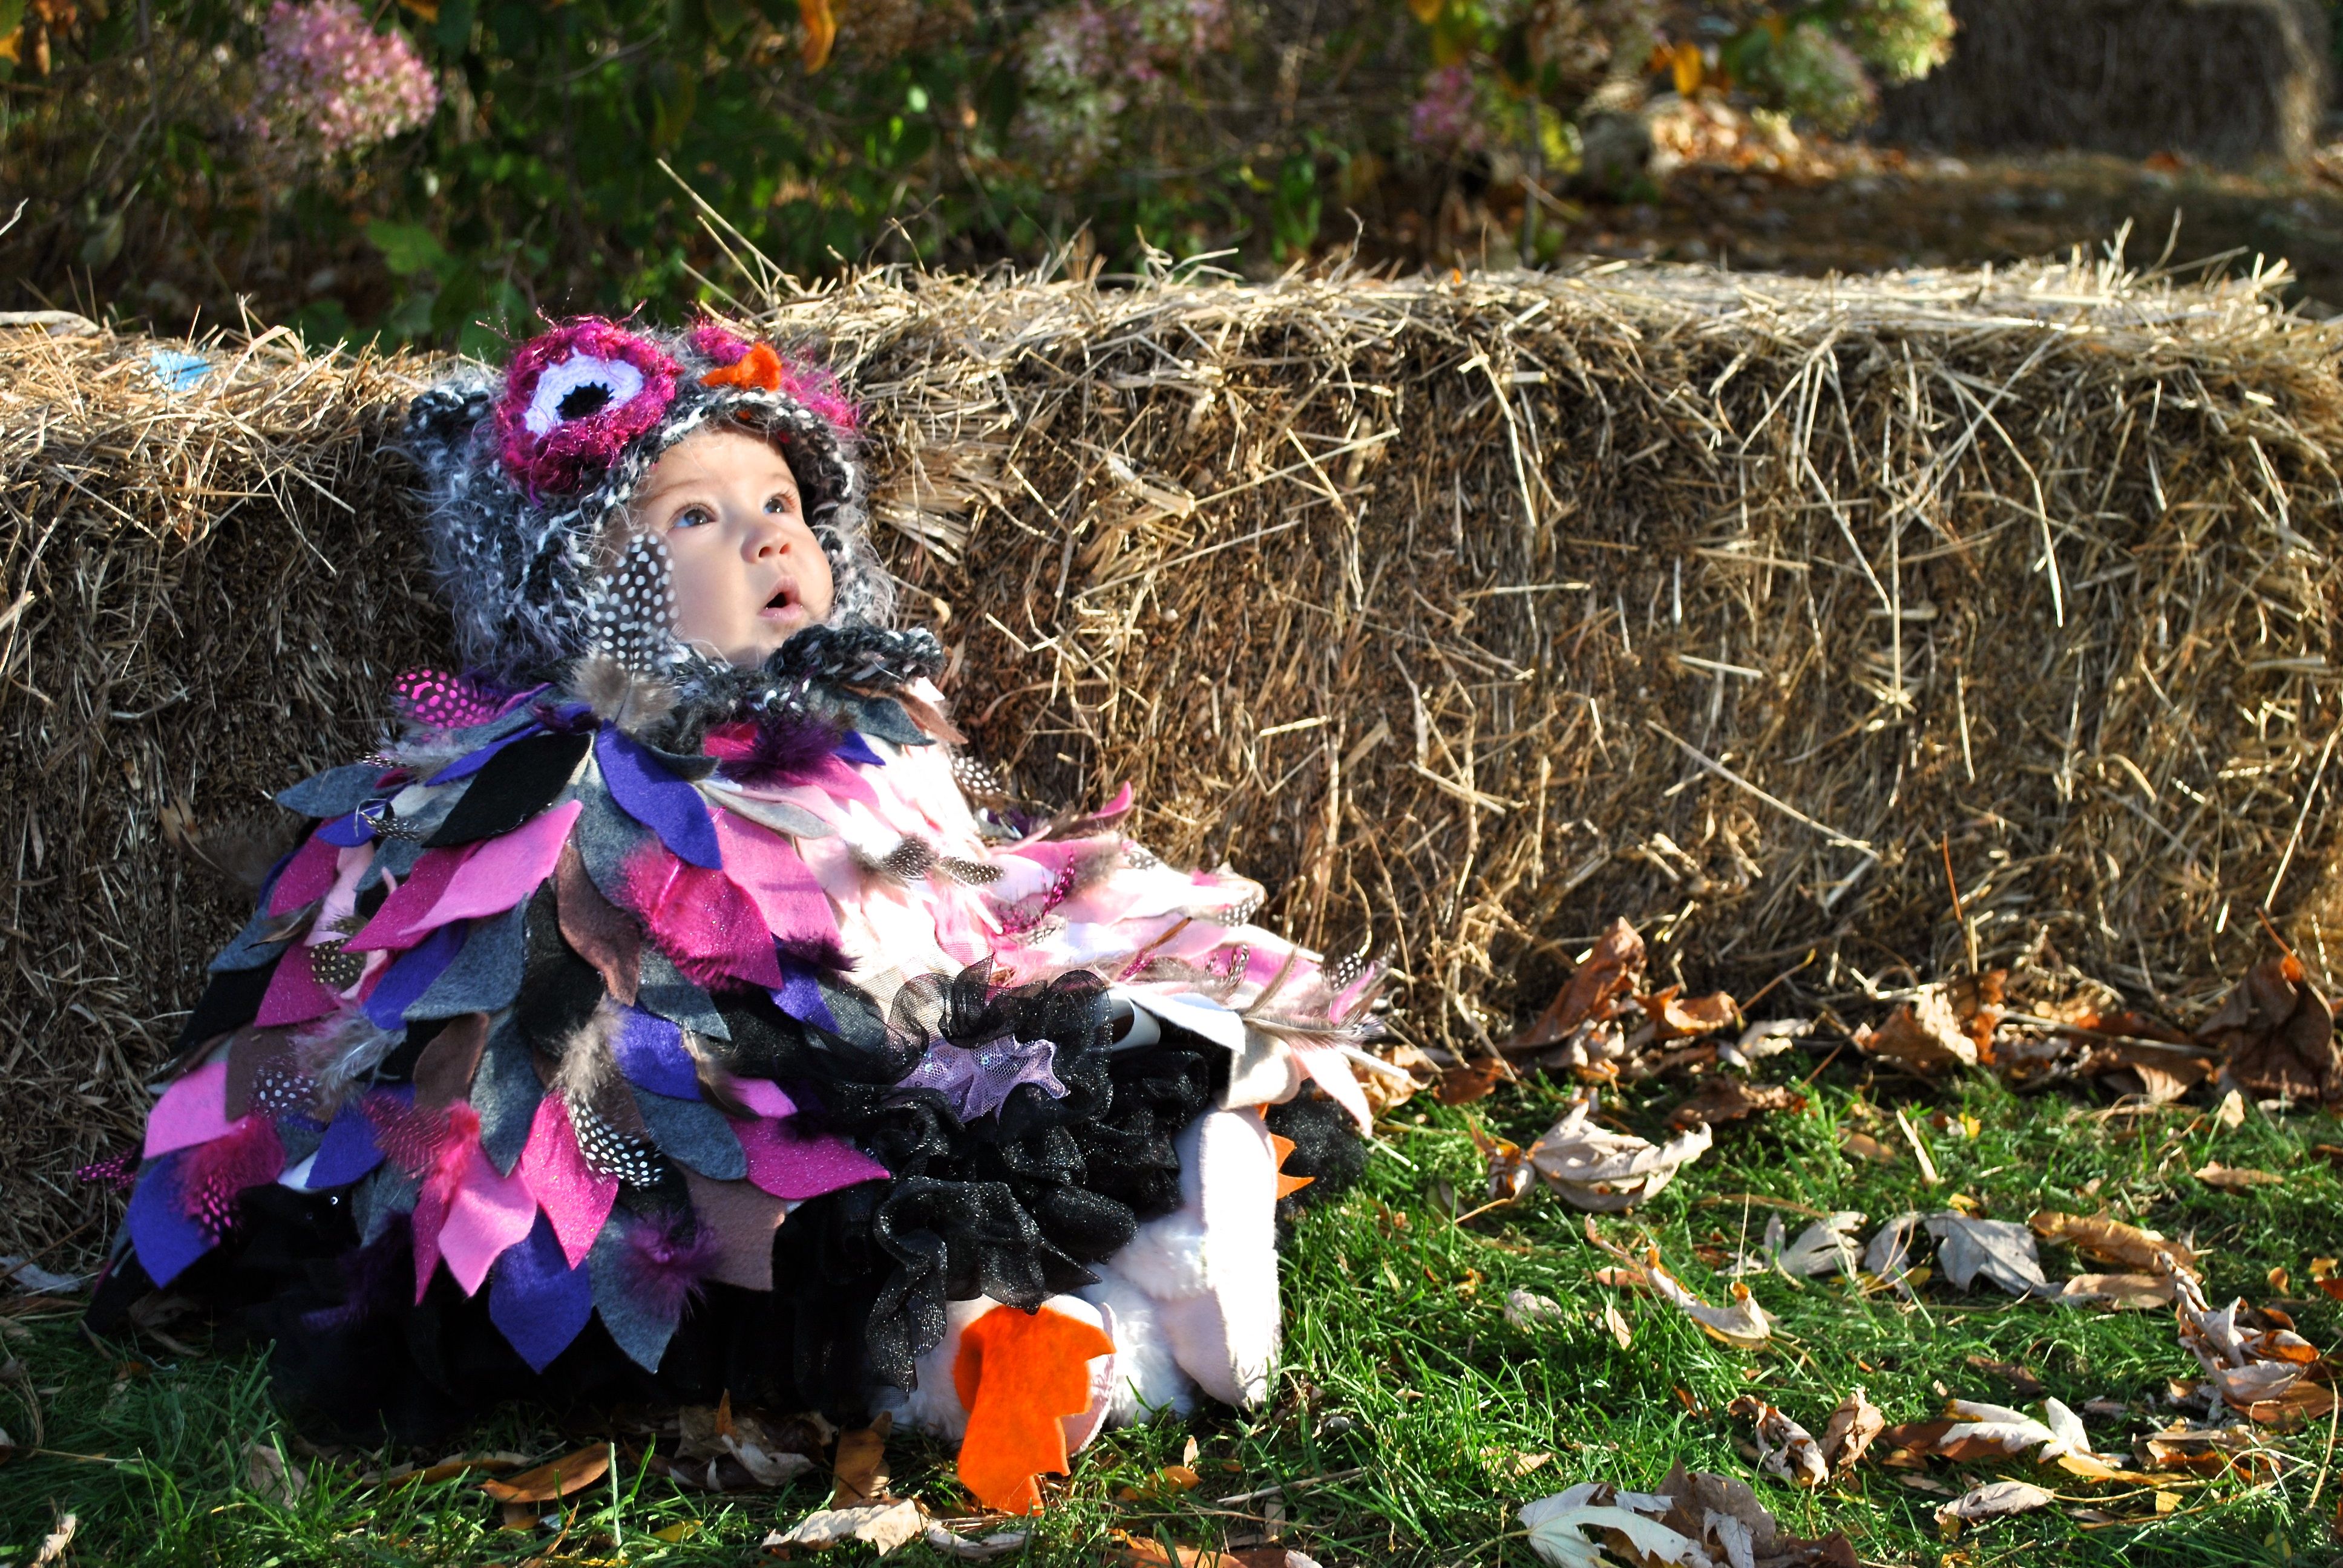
[632,425,835,667]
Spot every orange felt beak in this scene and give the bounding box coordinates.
[700,341,786,393]
[951,1304,1116,1515]
[1271,1131,1313,1200]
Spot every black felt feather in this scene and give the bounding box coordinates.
[428,730,592,846]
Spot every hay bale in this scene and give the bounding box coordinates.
[5,261,2342,1258]
[1875,0,2331,166]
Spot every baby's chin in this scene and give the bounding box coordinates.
[715,611,821,667]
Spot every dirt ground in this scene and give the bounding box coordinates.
[1567,145,2343,311]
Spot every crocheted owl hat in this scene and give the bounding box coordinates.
[404,318,893,683]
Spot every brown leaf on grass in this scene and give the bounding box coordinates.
[2197,950,2343,1105]
[480,1445,611,1503]
[1928,1214,2052,1296]
[1726,1395,1826,1486]
[1654,1465,1856,1566]
[2052,1275,2174,1312]
[1503,1287,1567,1330]
[2172,1275,2319,1411]
[1644,1252,1770,1348]
[1665,1077,1806,1131]
[1506,918,1645,1056]
[1637,986,1738,1042]
[1852,987,1979,1076]
[244,1440,308,1506]
[767,1498,925,1553]
[2240,1380,2336,1429]
[831,1411,893,1507]
[1934,1480,2053,1533]
[1468,1121,1533,1203]
[1838,1130,1897,1163]
[1435,1053,1507,1106]
[1818,1387,1885,1474]
[2029,1210,2197,1277]
[673,1394,821,1490]
[1526,1094,1712,1211]
[1964,1357,2046,1398]
[2194,1163,2284,1191]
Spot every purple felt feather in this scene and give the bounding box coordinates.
[597,728,722,869]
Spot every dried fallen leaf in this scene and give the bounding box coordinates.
[2030,1210,2198,1276]
[1720,1016,1811,1070]
[1526,1094,1712,1212]
[1964,1356,2046,1398]
[2241,1381,2336,1429]
[1727,1396,1827,1487]
[1838,1129,1895,1165]
[2174,1273,2320,1410]
[1776,1212,1865,1278]
[1927,1214,2053,1296]
[2197,950,2343,1105]
[1435,1054,1508,1106]
[30,1514,75,1568]
[1519,1482,1706,1568]
[1601,1299,1634,1350]
[1507,918,1646,1056]
[2194,1163,2284,1191]
[831,1413,893,1507]
[1935,1480,2053,1534]
[1656,1465,1856,1566]
[2059,1272,2180,1310]
[920,1524,1032,1562]
[1643,1251,1771,1349]
[1665,1077,1805,1131]
[766,1499,926,1553]
[244,1440,309,1506]
[1469,1120,1534,1204]
[481,1446,611,1503]
[1818,1387,1884,1474]
[1639,987,1738,1042]
[1504,1287,1567,1330]
[1853,987,1979,1076]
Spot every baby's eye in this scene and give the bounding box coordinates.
[670,504,715,530]
[765,493,797,515]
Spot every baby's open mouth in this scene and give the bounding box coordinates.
[764,585,796,613]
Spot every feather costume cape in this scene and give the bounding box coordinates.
[90,642,1381,1506]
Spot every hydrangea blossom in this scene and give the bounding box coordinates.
[1751,24,1876,137]
[247,0,439,165]
[1014,0,1233,180]
[1409,64,1487,155]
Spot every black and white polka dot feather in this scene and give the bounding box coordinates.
[587,534,679,677]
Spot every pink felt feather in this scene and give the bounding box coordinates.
[145,1060,234,1158]
[348,844,474,952]
[437,1140,539,1296]
[519,1094,618,1268]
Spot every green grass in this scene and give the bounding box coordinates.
[4,1066,2339,1566]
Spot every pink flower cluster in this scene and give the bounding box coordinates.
[248,0,439,163]
[1409,64,1486,154]
[1016,0,1234,176]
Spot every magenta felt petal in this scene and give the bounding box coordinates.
[349,845,473,952]
[727,1077,795,1119]
[254,946,342,1027]
[438,1142,539,1296]
[144,1060,234,1158]
[710,812,841,952]
[267,831,342,916]
[392,799,582,941]
[519,1095,618,1268]
[735,1116,886,1200]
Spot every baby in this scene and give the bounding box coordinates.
[90,318,1383,1514]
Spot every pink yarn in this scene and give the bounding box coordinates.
[686,321,860,434]
[494,319,681,493]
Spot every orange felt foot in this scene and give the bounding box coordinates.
[699,341,785,393]
[1270,1131,1313,1200]
[952,1304,1116,1514]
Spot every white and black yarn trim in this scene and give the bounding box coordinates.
[402,328,894,684]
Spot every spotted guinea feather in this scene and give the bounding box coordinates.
[587,534,679,679]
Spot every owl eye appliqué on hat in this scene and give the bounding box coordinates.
[495,319,682,494]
